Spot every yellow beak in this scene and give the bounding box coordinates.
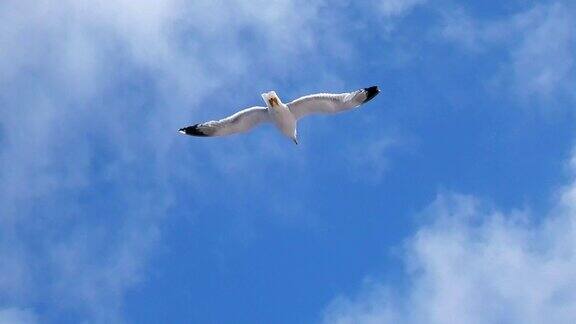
[268,97,279,107]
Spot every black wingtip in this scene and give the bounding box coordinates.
[178,124,209,137]
[363,86,380,103]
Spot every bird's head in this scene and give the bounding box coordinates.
[261,91,282,109]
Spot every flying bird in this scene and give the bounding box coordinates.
[178,86,380,144]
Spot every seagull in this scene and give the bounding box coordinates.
[178,86,380,144]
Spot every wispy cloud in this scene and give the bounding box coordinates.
[0,308,37,324]
[380,0,426,17]
[439,1,576,105]
[0,0,361,322]
[322,151,576,324]
[344,135,399,184]
[372,0,428,35]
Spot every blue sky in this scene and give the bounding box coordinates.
[1,0,576,323]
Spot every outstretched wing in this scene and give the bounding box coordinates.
[287,86,380,120]
[179,106,270,137]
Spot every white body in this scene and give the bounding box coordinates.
[261,91,298,143]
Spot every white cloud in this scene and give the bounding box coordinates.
[322,153,576,323]
[0,0,358,322]
[440,1,576,104]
